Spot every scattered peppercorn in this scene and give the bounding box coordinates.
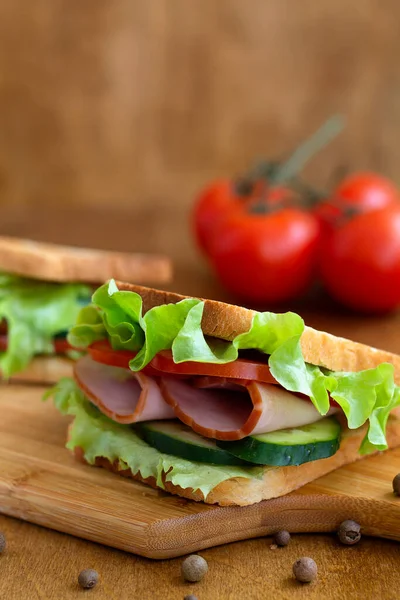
[393,473,400,496]
[181,555,208,583]
[292,557,317,583]
[184,596,199,600]
[0,532,6,554]
[338,520,361,545]
[273,530,291,547]
[78,569,99,589]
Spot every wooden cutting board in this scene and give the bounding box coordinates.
[0,384,399,559]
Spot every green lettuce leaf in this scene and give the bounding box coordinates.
[68,280,201,369]
[46,378,264,498]
[68,280,400,454]
[0,274,91,378]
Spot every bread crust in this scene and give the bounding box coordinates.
[0,236,172,285]
[71,410,400,506]
[8,356,73,384]
[115,282,400,383]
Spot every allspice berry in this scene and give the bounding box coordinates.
[181,555,208,582]
[293,557,317,583]
[273,530,291,547]
[393,473,400,496]
[0,532,6,554]
[78,569,99,589]
[338,520,361,545]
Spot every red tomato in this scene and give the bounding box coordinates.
[88,340,160,377]
[319,206,400,313]
[192,179,243,254]
[88,340,135,367]
[208,205,320,304]
[0,335,7,352]
[89,341,277,383]
[335,172,399,210]
[192,179,296,255]
[0,335,74,354]
[254,185,297,206]
[53,337,75,354]
[151,350,277,384]
[314,172,399,235]
[313,200,341,236]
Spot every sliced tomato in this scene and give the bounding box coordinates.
[88,340,161,377]
[88,340,278,384]
[0,334,75,355]
[88,340,136,368]
[151,350,278,384]
[53,337,75,354]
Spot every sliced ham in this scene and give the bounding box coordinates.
[160,376,335,440]
[74,356,175,424]
[74,356,336,440]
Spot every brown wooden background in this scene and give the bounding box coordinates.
[0,0,399,211]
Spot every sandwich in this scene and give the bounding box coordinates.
[47,280,400,506]
[0,237,172,383]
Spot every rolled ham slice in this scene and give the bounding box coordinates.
[74,356,175,424]
[160,376,334,440]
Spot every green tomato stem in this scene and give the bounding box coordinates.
[271,114,346,185]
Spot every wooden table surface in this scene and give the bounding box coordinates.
[0,204,400,600]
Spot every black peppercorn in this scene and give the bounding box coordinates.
[293,557,317,583]
[338,520,361,545]
[393,473,400,496]
[273,530,291,546]
[184,596,199,600]
[0,532,6,554]
[78,569,99,589]
[181,555,208,582]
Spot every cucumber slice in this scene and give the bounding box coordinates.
[136,420,249,466]
[216,417,341,466]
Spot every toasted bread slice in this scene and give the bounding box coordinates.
[115,282,400,383]
[71,409,400,506]
[0,237,172,285]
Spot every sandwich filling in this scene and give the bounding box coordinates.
[0,273,91,377]
[46,279,400,498]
